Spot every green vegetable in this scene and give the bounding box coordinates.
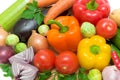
[111,28,120,49]
[0,0,29,32]
[38,24,50,36]
[0,64,13,79]
[80,22,96,38]
[78,68,89,80]
[111,44,120,57]
[15,42,27,53]
[5,34,19,46]
[88,69,102,80]
[21,0,44,25]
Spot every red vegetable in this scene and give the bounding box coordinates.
[72,0,110,25]
[96,18,117,39]
[33,49,56,72]
[111,51,120,70]
[55,51,79,74]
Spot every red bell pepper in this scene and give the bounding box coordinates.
[72,0,110,25]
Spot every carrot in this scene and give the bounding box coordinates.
[29,0,58,8]
[44,0,75,24]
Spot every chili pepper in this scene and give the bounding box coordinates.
[77,35,111,71]
[47,16,83,53]
[72,0,110,25]
[111,51,120,70]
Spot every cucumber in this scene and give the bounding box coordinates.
[111,44,120,57]
[111,28,120,50]
[0,0,29,32]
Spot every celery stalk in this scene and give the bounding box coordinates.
[0,0,29,32]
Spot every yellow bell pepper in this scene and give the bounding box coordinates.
[77,35,111,71]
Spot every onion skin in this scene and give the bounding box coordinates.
[27,30,48,52]
[0,27,8,46]
[0,46,15,63]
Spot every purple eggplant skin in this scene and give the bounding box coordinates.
[12,18,38,42]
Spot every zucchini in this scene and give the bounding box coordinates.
[0,0,29,32]
[111,28,120,50]
[111,44,120,57]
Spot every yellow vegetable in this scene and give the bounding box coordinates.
[77,35,111,71]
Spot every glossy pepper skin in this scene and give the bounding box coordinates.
[47,16,83,53]
[77,35,111,71]
[72,0,110,25]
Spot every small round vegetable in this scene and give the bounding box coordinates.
[96,18,117,39]
[81,22,96,38]
[5,34,19,46]
[33,49,56,72]
[55,51,79,74]
[0,46,15,63]
[15,42,27,53]
[27,30,48,52]
[88,68,102,80]
[38,24,50,36]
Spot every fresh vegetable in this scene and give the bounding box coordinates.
[55,51,79,74]
[88,68,102,80]
[96,18,117,39]
[111,44,120,57]
[11,61,38,80]
[102,65,120,80]
[72,0,110,25]
[27,30,48,52]
[80,22,96,38]
[0,46,15,63]
[47,16,83,53]
[111,51,120,70]
[0,27,8,46]
[0,0,29,32]
[44,0,75,24]
[15,42,27,53]
[33,49,56,72]
[5,34,19,46]
[111,28,120,49]
[38,24,50,36]
[77,35,111,70]
[13,18,38,42]
[21,0,44,25]
[109,8,120,27]
[9,47,34,64]
[0,64,14,79]
[30,0,58,8]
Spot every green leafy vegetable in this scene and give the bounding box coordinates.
[78,68,89,80]
[38,70,52,80]
[21,0,44,25]
[0,64,14,79]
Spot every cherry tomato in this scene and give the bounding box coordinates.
[33,49,56,72]
[55,51,79,74]
[96,18,117,39]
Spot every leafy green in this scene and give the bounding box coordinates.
[0,64,14,79]
[21,0,44,25]
[78,68,89,80]
[38,70,52,80]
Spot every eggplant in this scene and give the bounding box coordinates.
[12,18,38,42]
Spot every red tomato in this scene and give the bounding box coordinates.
[33,49,56,72]
[55,51,79,74]
[96,18,117,39]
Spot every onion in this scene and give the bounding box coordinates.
[11,61,38,80]
[9,47,34,64]
[27,30,48,52]
[0,46,15,63]
[0,27,8,46]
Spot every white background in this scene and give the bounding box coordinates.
[0,0,120,80]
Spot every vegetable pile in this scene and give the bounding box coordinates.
[0,0,120,80]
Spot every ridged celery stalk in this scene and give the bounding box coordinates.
[0,0,29,32]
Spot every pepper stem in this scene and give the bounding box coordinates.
[47,20,68,33]
[86,0,98,10]
[90,45,100,55]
